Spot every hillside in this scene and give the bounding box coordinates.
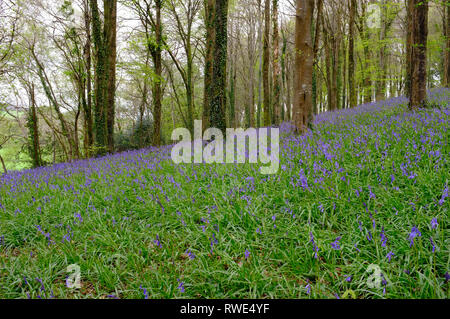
[0,89,449,299]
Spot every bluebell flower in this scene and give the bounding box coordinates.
[177,279,185,293]
[431,218,438,230]
[408,226,421,247]
[245,249,250,260]
[331,237,342,250]
[386,251,394,263]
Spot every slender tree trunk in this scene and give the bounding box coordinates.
[348,0,357,108]
[152,0,163,146]
[376,0,387,101]
[83,0,93,157]
[0,154,6,173]
[312,0,323,114]
[408,0,429,109]
[203,0,215,131]
[247,14,256,128]
[257,0,263,127]
[27,83,42,168]
[405,0,413,96]
[444,1,450,87]
[104,0,117,152]
[281,29,287,121]
[293,0,314,132]
[210,0,228,133]
[263,0,271,127]
[360,2,372,103]
[90,0,107,155]
[272,0,281,125]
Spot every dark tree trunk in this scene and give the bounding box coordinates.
[83,0,93,157]
[90,0,107,155]
[203,0,215,131]
[27,83,42,168]
[152,0,162,146]
[293,0,314,132]
[263,0,271,127]
[272,0,280,125]
[444,1,450,87]
[104,0,117,152]
[408,0,428,109]
[0,154,6,174]
[348,0,357,108]
[210,0,228,133]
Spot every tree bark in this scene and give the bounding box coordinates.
[203,0,215,131]
[152,0,162,146]
[272,0,281,125]
[210,0,228,133]
[408,0,428,109]
[348,0,357,108]
[444,1,450,87]
[83,0,93,157]
[104,0,117,152]
[263,0,271,127]
[90,0,107,155]
[0,154,6,174]
[293,0,314,132]
[27,83,42,168]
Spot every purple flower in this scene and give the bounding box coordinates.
[305,283,311,295]
[386,251,395,263]
[140,285,149,299]
[430,237,436,253]
[380,228,387,247]
[153,235,162,248]
[177,279,185,293]
[331,237,342,250]
[408,226,422,247]
[439,186,448,206]
[245,249,250,260]
[431,218,438,230]
[185,249,196,260]
[309,232,319,259]
[445,272,450,283]
[345,276,352,282]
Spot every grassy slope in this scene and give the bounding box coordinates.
[0,89,449,299]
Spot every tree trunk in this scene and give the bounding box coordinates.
[203,0,215,131]
[0,154,6,174]
[263,0,271,127]
[348,0,357,108]
[83,0,93,157]
[90,0,108,155]
[312,0,323,114]
[405,0,413,96]
[293,0,314,132]
[272,0,281,125]
[104,0,117,152]
[210,0,228,133]
[27,83,42,168]
[152,0,162,146]
[408,0,428,109]
[444,2,450,87]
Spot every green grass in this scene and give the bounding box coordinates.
[0,91,449,299]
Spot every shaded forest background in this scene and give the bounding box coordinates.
[0,0,448,171]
